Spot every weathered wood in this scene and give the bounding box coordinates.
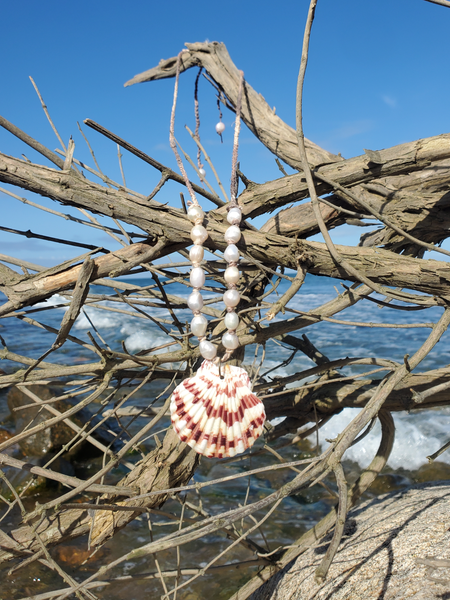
[264,368,450,425]
[125,41,340,169]
[0,452,134,497]
[89,429,199,548]
[261,158,450,242]
[52,257,95,348]
[0,429,199,564]
[261,199,346,237]
[2,35,450,599]
[236,133,450,219]
[3,152,450,303]
[0,239,167,316]
[0,115,66,170]
[373,156,450,193]
[359,188,450,254]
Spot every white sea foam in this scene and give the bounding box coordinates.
[34,294,69,309]
[312,408,450,471]
[123,331,151,353]
[122,329,169,354]
[74,308,118,330]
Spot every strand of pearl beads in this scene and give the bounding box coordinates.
[187,203,217,361]
[222,201,242,359]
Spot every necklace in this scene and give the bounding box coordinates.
[168,51,266,458]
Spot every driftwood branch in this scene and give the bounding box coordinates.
[3,147,450,301]
[236,134,450,219]
[124,41,340,169]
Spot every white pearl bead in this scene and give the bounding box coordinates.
[224,266,240,284]
[199,340,217,360]
[224,244,239,263]
[191,314,208,337]
[198,168,206,179]
[224,311,239,331]
[215,122,225,134]
[224,225,241,244]
[187,205,204,222]
[222,332,239,350]
[227,207,242,225]
[187,290,204,311]
[190,224,208,245]
[189,245,204,264]
[190,267,205,289]
[223,289,240,307]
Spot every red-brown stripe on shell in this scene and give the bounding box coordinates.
[170,360,266,458]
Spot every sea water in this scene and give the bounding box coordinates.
[0,273,449,471]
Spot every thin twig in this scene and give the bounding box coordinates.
[184,125,228,202]
[314,463,347,583]
[266,262,307,320]
[169,50,199,207]
[0,114,65,168]
[117,143,126,187]
[29,77,67,151]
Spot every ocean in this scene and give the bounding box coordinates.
[1,272,449,471]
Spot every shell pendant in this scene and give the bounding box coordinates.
[170,360,266,458]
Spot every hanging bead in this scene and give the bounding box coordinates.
[224,311,239,331]
[223,289,240,307]
[191,314,208,337]
[187,290,204,312]
[187,205,204,222]
[199,340,217,360]
[198,167,206,179]
[224,244,239,263]
[224,266,240,284]
[227,207,242,225]
[222,331,239,350]
[190,224,208,245]
[215,121,225,134]
[189,245,204,264]
[224,225,241,244]
[190,267,205,289]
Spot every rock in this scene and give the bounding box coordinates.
[0,426,14,445]
[53,544,109,568]
[251,481,450,600]
[7,385,75,457]
[0,455,75,499]
[6,385,120,459]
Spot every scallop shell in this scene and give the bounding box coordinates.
[170,360,266,458]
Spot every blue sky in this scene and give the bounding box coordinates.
[1,0,449,267]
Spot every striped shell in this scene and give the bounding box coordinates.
[170,360,266,458]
